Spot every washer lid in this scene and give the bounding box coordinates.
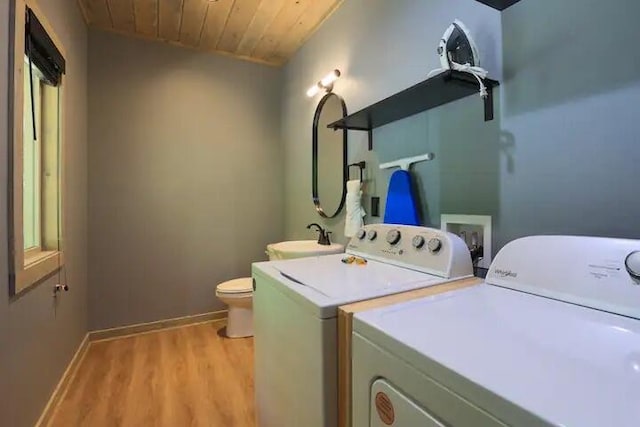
[217,278,253,294]
[253,254,449,318]
[354,284,640,427]
[274,256,436,299]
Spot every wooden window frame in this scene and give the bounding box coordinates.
[9,0,66,295]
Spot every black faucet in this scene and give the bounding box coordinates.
[307,223,331,246]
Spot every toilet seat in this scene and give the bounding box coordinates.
[216,278,253,295]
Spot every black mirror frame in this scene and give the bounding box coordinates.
[312,92,348,219]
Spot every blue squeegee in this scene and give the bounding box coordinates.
[380,153,434,226]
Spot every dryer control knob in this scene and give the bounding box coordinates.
[386,229,401,245]
[367,230,378,241]
[356,229,366,240]
[625,251,640,281]
[412,235,425,249]
[428,238,442,253]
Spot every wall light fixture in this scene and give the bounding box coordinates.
[306,69,341,97]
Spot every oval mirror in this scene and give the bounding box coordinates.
[312,93,348,218]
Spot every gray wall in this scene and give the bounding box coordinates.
[0,1,89,426]
[498,0,640,247]
[281,0,502,245]
[282,0,640,253]
[88,31,284,330]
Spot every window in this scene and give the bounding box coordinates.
[23,58,43,251]
[9,0,65,295]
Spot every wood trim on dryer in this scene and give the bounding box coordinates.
[337,277,482,427]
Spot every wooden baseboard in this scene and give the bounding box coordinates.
[35,333,90,427]
[88,310,228,342]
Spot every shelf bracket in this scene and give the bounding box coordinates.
[483,85,494,121]
[367,129,373,151]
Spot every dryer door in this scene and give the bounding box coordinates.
[371,379,445,426]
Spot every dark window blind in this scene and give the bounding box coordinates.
[25,7,65,86]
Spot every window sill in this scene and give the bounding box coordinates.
[25,249,57,265]
[16,250,64,292]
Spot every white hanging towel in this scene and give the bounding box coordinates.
[344,179,366,238]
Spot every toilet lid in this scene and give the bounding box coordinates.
[217,277,253,294]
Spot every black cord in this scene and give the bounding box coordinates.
[26,12,37,142]
[56,79,65,288]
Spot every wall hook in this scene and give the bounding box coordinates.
[348,161,366,182]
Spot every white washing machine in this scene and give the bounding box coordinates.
[352,235,640,427]
[252,224,474,427]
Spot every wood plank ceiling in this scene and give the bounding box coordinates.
[78,0,343,66]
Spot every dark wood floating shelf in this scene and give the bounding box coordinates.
[475,0,522,11]
[328,70,499,150]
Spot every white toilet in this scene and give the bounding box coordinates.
[216,239,345,338]
[216,277,254,338]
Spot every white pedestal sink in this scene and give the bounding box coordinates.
[266,240,344,260]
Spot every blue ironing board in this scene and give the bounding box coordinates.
[383,170,420,226]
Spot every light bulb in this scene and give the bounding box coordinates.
[320,69,340,87]
[306,84,320,97]
[305,69,341,97]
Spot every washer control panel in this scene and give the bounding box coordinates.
[347,224,473,278]
[486,235,640,320]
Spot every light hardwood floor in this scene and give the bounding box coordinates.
[47,321,255,427]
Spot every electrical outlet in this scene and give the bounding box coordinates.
[441,214,492,269]
[371,197,380,217]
